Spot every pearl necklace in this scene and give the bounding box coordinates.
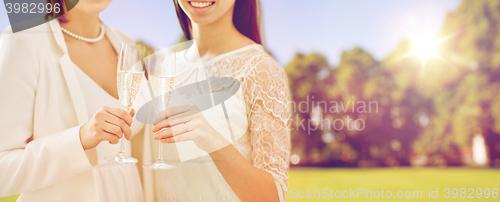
[61,23,105,43]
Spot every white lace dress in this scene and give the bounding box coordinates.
[149,44,291,202]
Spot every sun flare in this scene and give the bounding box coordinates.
[413,39,438,59]
[411,35,440,60]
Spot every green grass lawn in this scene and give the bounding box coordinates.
[287,167,500,201]
[1,168,499,202]
[0,195,17,202]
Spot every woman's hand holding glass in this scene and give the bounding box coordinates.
[79,106,135,151]
[152,104,230,153]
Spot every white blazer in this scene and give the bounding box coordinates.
[0,20,147,201]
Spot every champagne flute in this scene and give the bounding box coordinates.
[106,43,144,164]
[143,50,177,170]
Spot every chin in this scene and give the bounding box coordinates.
[189,15,219,25]
[76,0,113,14]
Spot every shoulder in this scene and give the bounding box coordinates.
[244,46,291,122]
[0,24,52,81]
[0,23,52,50]
[247,46,287,82]
[104,24,135,44]
[0,23,55,59]
[244,45,290,99]
[2,21,52,34]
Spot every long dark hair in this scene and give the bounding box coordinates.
[173,0,262,45]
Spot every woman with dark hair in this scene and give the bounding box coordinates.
[146,0,291,201]
[0,0,147,201]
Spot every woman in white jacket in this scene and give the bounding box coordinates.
[0,0,147,201]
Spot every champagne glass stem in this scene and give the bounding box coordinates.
[158,142,163,160]
[119,107,132,154]
[119,136,125,154]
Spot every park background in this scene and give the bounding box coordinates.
[1,0,500,201]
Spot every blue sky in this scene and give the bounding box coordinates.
[0,0,461,65]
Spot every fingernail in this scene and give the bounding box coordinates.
[154,133,158,139]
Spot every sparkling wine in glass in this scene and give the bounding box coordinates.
[143,50,177,170]
[106,43,144,164]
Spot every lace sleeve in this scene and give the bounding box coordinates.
[244,56,291,202]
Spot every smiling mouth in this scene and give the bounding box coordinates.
[188,1,215,8]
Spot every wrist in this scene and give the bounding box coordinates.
[79,125,88,151]
[209,129,231,152]
[209,143,233,160]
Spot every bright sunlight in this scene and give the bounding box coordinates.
[411,35,439,60]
